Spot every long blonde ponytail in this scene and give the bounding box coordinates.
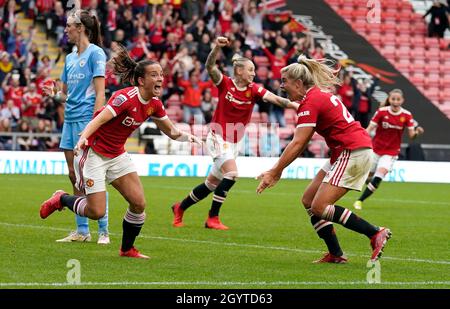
[281,55,341,91]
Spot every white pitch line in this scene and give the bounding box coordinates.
[1,222,450,265]
[1,281,449,287]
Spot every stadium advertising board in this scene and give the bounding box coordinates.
[0,151,449,183]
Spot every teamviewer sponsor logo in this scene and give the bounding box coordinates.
[122,116,142,127]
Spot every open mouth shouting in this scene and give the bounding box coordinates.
[153,84,162,96]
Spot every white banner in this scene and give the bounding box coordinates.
[0,151,449,183]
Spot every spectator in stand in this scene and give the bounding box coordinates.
[0,52,13,85]
[116,7,135,44]
[201,88,214,124]
[188,19,210,42]
[178,71,212,124]
[261,38,298,80]
[2,71,24,110]
[243,0,266,37]
[180,33,198,55]
[35,118,59,151]
[351,74,379,128]
[19,67,33,88]
[197,33,212,64]
[22,82,43,126]
[16,119,37,151]
[0,117,13,150]
[354,89,424,210]
[218,1,233,34]
[337,72,354,112]
[181,0,202,23]
[0,98,20,128]
[27,42,40,73]
[423,0,449,38]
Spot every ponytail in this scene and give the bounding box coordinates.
[72,10,103,47]
[108,44,138,85]
[108,43,159,86]
[281,55,341,91]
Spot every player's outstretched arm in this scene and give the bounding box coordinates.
[263,91,300,110]
[153,117,202,145]
[206,37,229,85]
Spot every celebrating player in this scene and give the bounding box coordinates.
[40,44,202,259]
[257,56,391,263]
[353,89,424,210]
[171,36,299,230]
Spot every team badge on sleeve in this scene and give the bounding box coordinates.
[112,94,127,107]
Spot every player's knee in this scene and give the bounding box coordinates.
[301,196,312,209]
[90,208,106,220]
[223,171,238,181]
[310,203,325,217]
[131,199,146,213]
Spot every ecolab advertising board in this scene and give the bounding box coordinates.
[0,151,449,183]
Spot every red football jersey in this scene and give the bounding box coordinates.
[296,87,372,163]
[88,87,167,158]
[370,106,415,156]
[212,74,267,142]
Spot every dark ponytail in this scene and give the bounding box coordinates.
[77,10,103,47]
[108,43,158,85]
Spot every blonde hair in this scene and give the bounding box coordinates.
[281,55,341,91]
[381,88,404,107]
[231,54,253,74]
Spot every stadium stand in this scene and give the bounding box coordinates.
[325,0,450,118]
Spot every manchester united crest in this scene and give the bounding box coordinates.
[86,179,94,187]
[147,107,154,116]
[400,116,405,123]
[245,90,251,98]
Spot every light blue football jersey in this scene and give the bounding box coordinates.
[61,44,106,123]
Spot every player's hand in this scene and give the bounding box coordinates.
[256,169,281,194]
[416,126,424,135]
[188,134,203,146]
[74,137,88,156]
[216,37,230,48]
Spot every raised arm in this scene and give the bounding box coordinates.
[205,36,229,84]
[263,91,299,110]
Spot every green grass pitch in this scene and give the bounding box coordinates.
[0,174,449,289]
